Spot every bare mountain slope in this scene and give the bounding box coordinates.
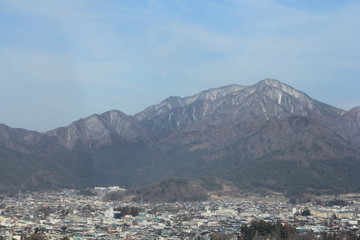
[47,110,150,150]
[0,78,359,195]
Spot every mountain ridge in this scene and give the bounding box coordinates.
[1,78,360,196]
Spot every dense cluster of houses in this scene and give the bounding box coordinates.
[0,188,360,239]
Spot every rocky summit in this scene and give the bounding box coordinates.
[1,78,360,196]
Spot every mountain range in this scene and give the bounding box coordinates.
[1,78,360,196]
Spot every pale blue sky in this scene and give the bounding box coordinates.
[1,0,359,131]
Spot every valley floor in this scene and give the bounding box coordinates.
[1,189,360,239]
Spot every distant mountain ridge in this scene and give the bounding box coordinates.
[1,78,359,195]
[46,110,148,150]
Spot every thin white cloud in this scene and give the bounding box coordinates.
[0,48,78,83]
